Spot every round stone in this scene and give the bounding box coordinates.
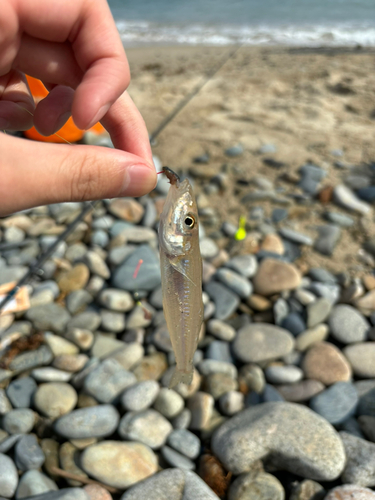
[307,298,332,328]
[98,289,134,312]
[108,198,144,222]
[253,259,301,296]
[265,365,303,384]
[54,405,119,439]
[206,320,236,341]
[33,383,78,419]
[211,402,345,480]
[57,264,90,293]
[277,380,325,402]
[340,431,375,487]
[228,471,284,500]
[81,440,157,489]
[118,409,172,449]
[167,429,201,459]
[295,324,329,352]
[53,354,88,372]
[6,377,37,408]
[44,332,79,356]
[2,408,35,434]
[187,392,214,430]
[310,382,358,424]
[161,446,195,470]
[225,254,258,278]
[302,342,352,385]
[204,281,240,321]
[121,380,159,412]
[25,304,71,334]
[344,343,375,378]
[325,485,375,499]
[233,323,294,363]
[14,434,45,471]
[83,484,113,500]
[202,373,238,400]
[119,468,185,500]
[219,391,244,416]
[0,453,18,498]
[153,388,184,419]
[329,305,369,344]
[214,269,252,299]
[16,469,58,499]
[112,245,161,292]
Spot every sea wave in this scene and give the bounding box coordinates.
[116,20,375,47]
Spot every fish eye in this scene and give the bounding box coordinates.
[184,215,195,228]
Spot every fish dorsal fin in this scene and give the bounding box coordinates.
[169,256,196,287]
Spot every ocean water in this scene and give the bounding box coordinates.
[108,0,375,47]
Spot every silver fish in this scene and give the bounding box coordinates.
[158,167,203,388]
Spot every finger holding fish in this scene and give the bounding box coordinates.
[158,167,203,388]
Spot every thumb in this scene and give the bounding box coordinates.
[0,133,156,216]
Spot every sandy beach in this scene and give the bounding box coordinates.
[127,45,375,274]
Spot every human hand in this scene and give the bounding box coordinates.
[0,0,156,216]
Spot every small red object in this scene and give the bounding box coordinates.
[133,259,144,279]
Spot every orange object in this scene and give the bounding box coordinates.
[24,76,105,143]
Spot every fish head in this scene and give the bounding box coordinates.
[159,177,199,256]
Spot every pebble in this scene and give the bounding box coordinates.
[302,342,352,385]
[204,281,240,320]
[307,298,332,328]
[314,224,341,256]
[253,258,301,295]
[265,365,303,384]
[214,268,252,299]
[272,208,289,223]
[225,144,244,156]
[172,408,192,430]
[54,405,119,439]
[126,303,154,328]
[112,245,161,291]
[98,289,134,312]
[83,484,113,500]
[90,333,124,359]
[295,324,329,351]
[228,471,285,500]
[120,469,185,500]
[14,434,45,471]
[118,409,172,449]
[219,391,244,416]
[211,402,345,480]
[187,392,214,430]
[81,440,157,489]
[2,408,35,434]
[25,304,71,333]
[59,441,88,486]
[325,485,375,499]
[121,380,159,412]
[333,184,372,214]
[224,254,258,278]
[67,311,101,332]
[0,435,22,454]
[279,227,313,246]
[206,319,236,341]
[133,352,168,381]
[161,446,195,470]
[325,211,354,227]
[359,415,375,442]
[167,429,201,459]
[44,332,79,356]
[84,359,136,403]
[6,376,37,408]
[206,339,234,363]
[277,379,325,402]
[0,390,12,415]
[310,382,358,424]
[233,323,294,363]
[57,264,90,293]
[200,238,219,260]
[53,353,88,372]
[261,233,285,255]
[16,470,58,499]
[344,343,375,377]
[84,251,110,279]
[340,431,375,487]
[259,143,277,154]
[329,304,369,343]
[0,453,18,498]
[108,343,144,371]
[355,290,375,316]
[66,290,93,315]
[203,372,238,400]
[198,359,237,379]
[33,382,78,419]
[153,388,184,419]
[281,312,306,336]
[108,198,144,222]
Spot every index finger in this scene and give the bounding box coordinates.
[16,0,129,129]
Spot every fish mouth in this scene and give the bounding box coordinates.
[163,166,180,186]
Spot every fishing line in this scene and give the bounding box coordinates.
[0,44,242,314]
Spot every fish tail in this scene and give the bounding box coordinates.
[169,366,193,388]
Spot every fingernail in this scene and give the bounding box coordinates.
[0,118,10,130]
[54,112,71,133]
[121,164,156,196]
[86,104,111,130]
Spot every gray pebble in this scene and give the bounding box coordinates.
[15,470,58,499]
[219,391,244,416]
[100,309,126,332]
[112,245,161,291]
[153,388,184,419]
[31,368,72,383]
[308,268,337,284]
[279,228,313,246]
[172,409,192,430]
[206,319,236,341]
[308,282,340,304]
[344,343,375,378]
[84,251,110,279]
[212,402,345,480]
[2,408,35,434]
[25,303,70,333]
[120,468,185,500]
[118,409,172,449]
[214,268,252,298]
[65,290,93,315]
[334,184,371,214]
[14,434,45,471]
[121,380,159,412]
[161,446,195,470]
[0,390,11,415]
[204,281,239,320]
[228,471,284,500]
[67,311,101,331]
[310,382,358,424]
[0,453,18,498]
[167,429,201,459]
[281,312,306,336]
[225,144,244,157]
[274,298,289,326]
[200,238,219,260]
[358,415,375,442]
[18,488,89,500]
[307,298,332,328]
[33,382,77,419]
[329,305,369,344]
[84,358,136,403]
[6,377,37,408]
[324,211,354,227]
[265,365,303,384]
[54,404,119,439]
[99,289,134,312]
[0,434,22,453]
[142,199,157,228]
[314,224,341,256]
[108,245,136,266]
[90,229,109,248]
[259,143,277,154]
[225,254,258,278]
[340,431,375,487]
[206,340,234,363]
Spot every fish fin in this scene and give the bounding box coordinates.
[169,366,193,389]
[169,257,197,287]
